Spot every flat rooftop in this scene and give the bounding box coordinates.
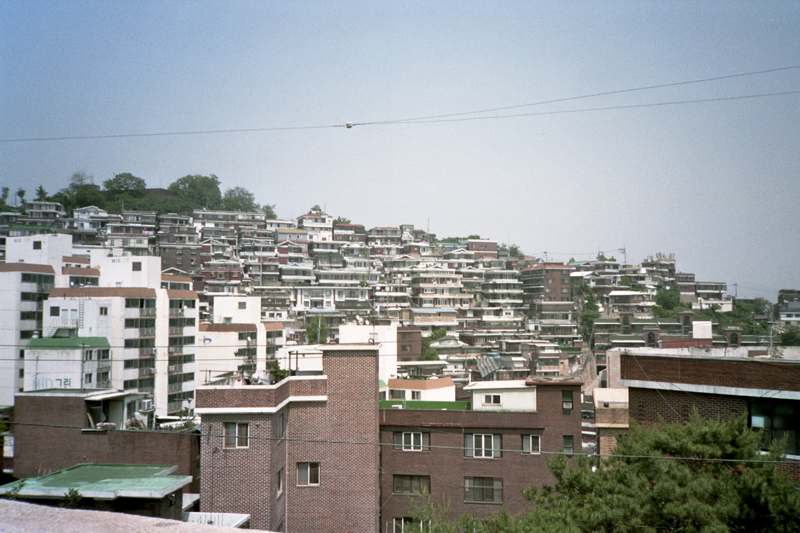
[0,464,191,500]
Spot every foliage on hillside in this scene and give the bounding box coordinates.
[25,172,279,217]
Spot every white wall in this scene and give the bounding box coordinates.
[5,233,73,265]
[212,295,261,324]
[339,324,398,384]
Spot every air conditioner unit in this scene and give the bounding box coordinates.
[140,399,154,411]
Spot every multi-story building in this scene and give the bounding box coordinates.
[776,289,800,326]
[196,344,381,533]
[296,210,333,242]
[379,378,583,532]
[520,263,574,313]
[409,265,472,309]
[466,238,498,260]
[105,211,157,256]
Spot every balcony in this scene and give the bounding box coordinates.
[140,308,156,316]
[168,327,183,335]
[139,347,156,356]
[168,346,182,354]
[139,327,156,337]
[169,308,184,316]
[139,367,155,377]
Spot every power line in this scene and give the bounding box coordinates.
[1,66,798,143]
[8,420,797,465]
[357,65,800,125]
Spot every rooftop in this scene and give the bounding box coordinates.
[0,464,191,500]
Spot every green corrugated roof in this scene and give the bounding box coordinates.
[0,463,191,500]
[26,337,110,350]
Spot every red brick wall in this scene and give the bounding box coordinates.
[629,387,748,426]
[198,347,379,533]
[13,396,200,492]
[379,384,583,531]
[621,354,800,392]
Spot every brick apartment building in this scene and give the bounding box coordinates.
[195,344,380,533]
[379,378,583,532]
[617,350,800,478]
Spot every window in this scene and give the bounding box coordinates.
[19,369,24,378]
[224,422,249,448]
[411,390,421,400]
[100,307,108,316]
[484,394,501,405]
[297,462,320,486]
[393,517,429,533]
[132,262,142,271]
[522,435,541,454]
[238,301,247,309]
[394,432,430,451]
[274,412,285,439]
[33,241,42,250]
[562,390,574,411]
[84,373,92,384]
[563,435,574,455]
[465,434,501,458]
[390,390,405,400]
[751,400,798,455]
[464,477,503,503]
[401,344,411,352]
[393,475,430,494]
[50,306,60,317]
[276,468,284,497]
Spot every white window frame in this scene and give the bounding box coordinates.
[393,517,430,533]
[483,394,501,406]
[466,433,501,458]
[223,422,249,448]
[394,431,430,452]
[411,390,421,400]
[522,434,541,455]
[297,462,320,486]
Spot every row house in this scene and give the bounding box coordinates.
[480,269,524,307]
[776,289,800,326]
[520,264,573,313]
[276,239,309,264]
[409,265,473,309]
[373,281,412,320]
[105,211,157,256]
[296,210,333,242]
[332,223,366,243]
[466,238,498,260]
[367,226,402,246]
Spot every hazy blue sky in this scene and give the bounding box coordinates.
[1,1,798,299]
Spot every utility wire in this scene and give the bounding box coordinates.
[1,65,798,142]
[357,65,800,125]
[7,420,796,464]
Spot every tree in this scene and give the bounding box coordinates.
[423,411,800,533]
[222,186,259,212]
[263,203,277,219]
[103,172,146,201]
[619,275,632,287]
[333,216,351,226]
[34,185,48,201]
[306,315,327,344]
[654,285,681,310]
[167,174,222,209]
[508,244,521,258]
[309,204,325,214]
[420,348,440,361]
[16,187,25,207]
[578,289,600,344]
[781,325,800,346]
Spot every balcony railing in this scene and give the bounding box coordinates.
[140,308,156,316]
[139,327,156,337]
[168,346,182,354]
[139,347,156,356]
[168,327,183,335]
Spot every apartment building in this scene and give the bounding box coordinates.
[195,344,381,533]
[409,265,472,309]
[379,378,583,532]
[520,263,574,314]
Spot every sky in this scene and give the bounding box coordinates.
[1,1,798,300]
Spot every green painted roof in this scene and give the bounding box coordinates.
[0,463,191,500]
[25,337,110,350]
[380,400,470,411]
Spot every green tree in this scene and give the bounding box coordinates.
[309,204,325,214]
[420,348,440,361]
[222,186,259,212]
[103,172,147,201]
[781,325,800,346]
[619,275,631,287]
[34,185,48,201]
[167,174,222,209]
[578,290,600,344]
[263,203,277,219]
[333,216,351,226]
[15,187,25,207]
[423,411,800,533]
[654,285,681,310]
[306,315,327,344]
